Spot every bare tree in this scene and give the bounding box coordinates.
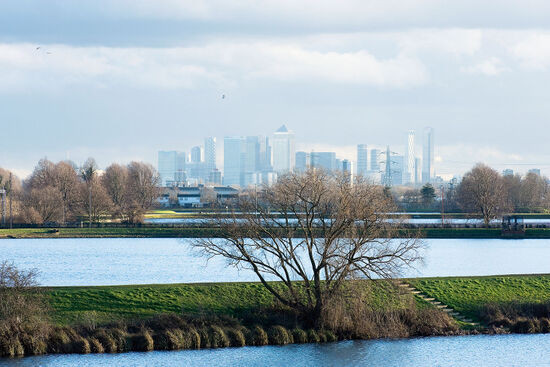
[124,162,160,223]
[24,187,63,224]
[78,181,113,222]
[519,172,548,210]
[457,163,506,226]
[53,161,80,224]
[194,169,422,326]
[80,158,98,228]
[102,164,128,219]
[502,173,522,212]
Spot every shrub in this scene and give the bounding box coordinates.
[47,328,72,354]
[512,319,539,334]
[186,328,201,349]
[109,328,129,352]
[210,326,230,348]
[540,318,550,333]
[20,333,47,355]
[251,326,268,346]
[93,329,117,353]
[226,328,246,347]
[318,331,327,343]
[307,329,320,343]
[131,330,154,351]
[324,330,338,342]
[268,326,292,345]
[165,329,186,350]
[292,328,308,344]
[198,328,211,349]
[72,337,91,354]
[0,337,24,357]
[88,337,104,353]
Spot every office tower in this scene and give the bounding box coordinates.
[404,130,415,184]
[370,149,381,171]
[190,146,203,163]
[415,157,421,185]
[528,168,541,176]
[393,155,404,186]
[258,136,272,172]
[245,136,260,172]
[209,169,222,185]
[357,144,368,177]
[223,137,245,186]
[502,169,514,176]
[342,159,353,183]
[204,137,216,173]
[272,125,295,173]
[311,152,337,171]
[295,151,310,172]
[422,127,434,183]
[158,151,185,186]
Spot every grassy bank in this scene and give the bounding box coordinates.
[409,274,550,322]
[4,227,550,239]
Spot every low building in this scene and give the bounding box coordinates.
[177,187,201,208]
[157,193,171,207]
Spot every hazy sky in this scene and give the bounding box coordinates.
[2,1,550,179]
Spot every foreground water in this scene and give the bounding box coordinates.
[1,238,550,286]
[1,334,550,367]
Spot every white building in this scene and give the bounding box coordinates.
[204,137,217,173]
[177,187,201,207]
[404,130,415,185]
[422,127,435,183]
[272,125,295,174]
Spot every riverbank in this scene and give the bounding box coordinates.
[3,227,550,239]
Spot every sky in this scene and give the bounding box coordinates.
[2,0,550,179]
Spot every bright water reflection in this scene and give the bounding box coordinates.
[1,238,550,286]
[1,334,550,367]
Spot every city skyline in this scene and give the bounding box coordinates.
[3,2,550,178]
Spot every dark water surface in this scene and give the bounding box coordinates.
[1,238,550,286]
[1,334,550,367]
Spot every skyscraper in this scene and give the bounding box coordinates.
[342,159,353,183]
[190,146,203,163]
[357,144,368,177]
[204,137,217,173]
[404,130,415,185]
[223,137,245,186]
[272,125,295,173]
[295,151,310,172]
[311,152,337,171]
[422,127,435,183]
[245,136,260,172]
[158,150,185,186]
[370,149,381,172]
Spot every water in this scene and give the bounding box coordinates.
[1,238,550,286]
[1,334,550,366]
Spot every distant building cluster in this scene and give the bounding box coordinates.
[158,125,438,190]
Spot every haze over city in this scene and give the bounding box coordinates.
[2,1,550,179]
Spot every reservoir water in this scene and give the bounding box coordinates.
[0,238,549,286]
[1,334,549,367]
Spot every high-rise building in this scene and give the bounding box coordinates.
[311,152,337,172]
[357,144,368,177]
[245,136,260,173]
[404,130,415,184]
[342,159,353,183]
[415,157,422,185]
[422,127,435,183]
[223,137,245,186]
[190,146,203,163]
[258,136,272,172]
[158,151,186,186]
[370,149,381,172]
[295,151,310,172]
[272,125,295,173]
[528,168,541,176]
[204,137,217,173]
[502,169,514,176]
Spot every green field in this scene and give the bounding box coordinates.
[410,274,550,321]
[45,275,550,327]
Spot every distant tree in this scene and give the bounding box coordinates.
[80,158,98,227]
[420,184,436,206]
[25,187,63,224]
[53,161,80,224]
[124,162,160,223]
[457,163,506,226]
[26,158,56,190]
[102,164,129,219]
[78,181,112,222]
[502,173,522,212]
[519,172,549,211]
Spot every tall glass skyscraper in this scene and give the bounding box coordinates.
[272,125,295,173]
[223,137,245,186]
[357,144,368,177]
[404,130,415,184]
[422,127,435,183]
[204,137,217,173]
[158,150,185,186]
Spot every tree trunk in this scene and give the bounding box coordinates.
[88,186,92,228]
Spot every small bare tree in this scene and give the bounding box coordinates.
[457,163,506,226]
[194,169,422,326]
[80,158,98,228]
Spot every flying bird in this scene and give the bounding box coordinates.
[222,94,226,99]
[36,46,41,50]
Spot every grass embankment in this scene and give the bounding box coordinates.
[410,274,550,323]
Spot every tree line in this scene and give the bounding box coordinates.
[0,158,159,226]
[398,163,550,225]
